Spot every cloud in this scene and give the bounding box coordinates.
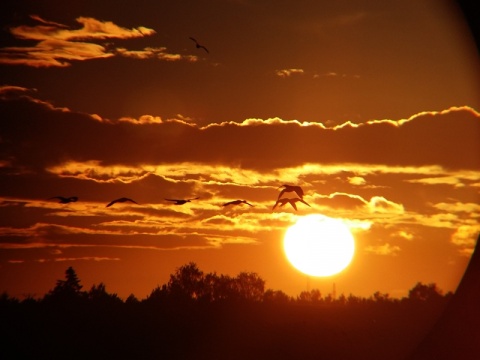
[0,92,478,237]
[275,68,304,78]
[0,90,479,260]
[1,90,479,184]
[28,15,69,28]
[115,47,197,62]
[0,16,194,67]
[46,161,153,183]
[348,176,366,185]
[432,202,480,214]
[7,259,25,264]
[451,225,480,255]
[365,243,401,256]
[0,85,36,98]
[313,72,360,79]
[201,116,328,129]
[275,68,361,80]
[52,256,121,262]
[313,192,404,214]
[367,196,404,214]
[118,115,164,125]
[10,16,155,41]
[0,40,114,67]
[406,176,466,187]
[393,230,414,241]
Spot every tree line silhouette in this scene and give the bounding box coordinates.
[1,264,453,360]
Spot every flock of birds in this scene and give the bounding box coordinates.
[47,42,314,212]
[46,42,311,211]
[48,185,311,211]
[44,42,317,219]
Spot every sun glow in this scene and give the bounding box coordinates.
[284,214,355,277]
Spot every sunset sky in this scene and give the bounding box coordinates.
[1,0,479,300]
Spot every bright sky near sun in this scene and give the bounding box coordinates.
[0,0,479,300]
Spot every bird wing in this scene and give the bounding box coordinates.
[126,198,138,204]
[245,201,253,207]
[188,197,200,201]
[200,45,209,53]
[277,189,287,200]
[299,198,311,207]
[189,37,198,44]
[106,199,117,207]
[294,187,304,198]
[223,201,234,206]
[272,200,280,210]
[288,200,298,211]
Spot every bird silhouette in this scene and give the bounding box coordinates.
[222,199,254,207]
[272,197,310,211]
[106,197,138,207]
[48,196,78,204]
[277,185,304,200]
[189,37,209,53]
[165,197,199,205]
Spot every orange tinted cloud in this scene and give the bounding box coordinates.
[0,16,158,67]
[11,16,155,41]
[115,47,197,62]
[0,91,479,258]
[275,68,304,78]
[365,243,401,256]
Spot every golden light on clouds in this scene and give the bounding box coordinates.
[0,1,479,303]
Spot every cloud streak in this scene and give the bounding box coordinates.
[0,89,478,264]
[0,16,195,67]
[2,89,478,174]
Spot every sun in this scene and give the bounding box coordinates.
[283,214,355,277]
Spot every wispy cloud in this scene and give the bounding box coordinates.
[393,230,414,241]
[432,202,480,214]
[12,16,154,41]
[348,176,366,185]
[52,256,121,262]
[115,47,197,62]
[0,15,192,67]
[313,72,360,79]
[451,225,480,256]
[365,243,401,256]
[275,68,304,78]
[0,90,479,260]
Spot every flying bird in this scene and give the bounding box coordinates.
[222,199,254,207]
[277,185,304,200]
[48,196,78,204]
[272,197,310,211]
[106,197,138,207]
[189,37,209,53]
[165,197,199,205]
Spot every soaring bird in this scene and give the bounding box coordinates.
[49,196,78,204]
[189,37,209,53]
[222,199,254,207]
[277,185,304,200]
[165,197,199,205]
[106,197,138,207]
[272,197,310,211]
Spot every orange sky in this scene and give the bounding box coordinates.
[0,0,479,300]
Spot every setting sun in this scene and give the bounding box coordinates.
[1,1,479,358]
[284,214,355,277]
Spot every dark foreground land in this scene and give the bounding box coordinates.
[1,256,479,360]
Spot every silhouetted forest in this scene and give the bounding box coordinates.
[1,264,453,360]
